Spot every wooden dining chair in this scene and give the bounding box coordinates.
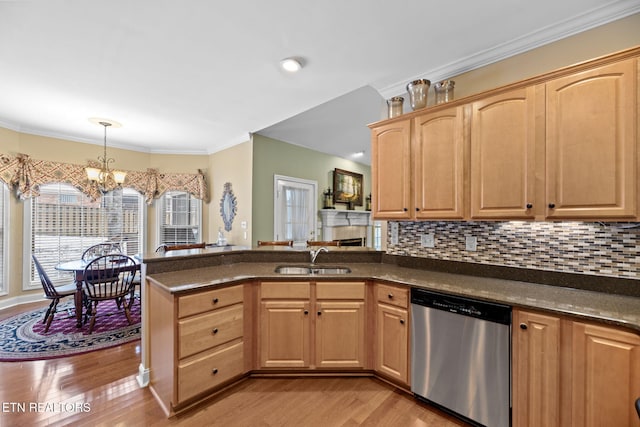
[257,240,294,246]
[81,242,122,261]
[32,255,77,333]
[155,242,206,252]
[82,254,137,334]
[307,240,340,247]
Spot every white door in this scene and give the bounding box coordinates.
[274,175,317,244]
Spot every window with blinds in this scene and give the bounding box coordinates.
[157,191,201,246]
[0,183,8,294]
[26,183,144,288]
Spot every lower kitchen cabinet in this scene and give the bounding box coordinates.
[315,282,365,368]
[374,283,410,385]
[513,308,640,427]
[569,321,640,427]
[148,282,248,416]
[259,282,311,368]
[513,309,561,427]
[260,298,311,368]
[259,281,366,370]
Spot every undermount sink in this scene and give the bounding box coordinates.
[274,266,312,275]
[274,265,351,275]
[309,266,351,275]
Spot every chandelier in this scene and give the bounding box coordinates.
[85,118,126,193]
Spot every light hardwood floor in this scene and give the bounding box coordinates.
[0,302,466,427]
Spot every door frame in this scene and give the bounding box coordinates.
[273,175,318,244]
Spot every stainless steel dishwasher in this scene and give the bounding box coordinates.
[411,288,511,427]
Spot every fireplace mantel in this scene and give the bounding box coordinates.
[319,209,372,227]
[319,209,372,246]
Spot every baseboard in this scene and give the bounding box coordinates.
[0,293,44,311]
[136,363,150,388]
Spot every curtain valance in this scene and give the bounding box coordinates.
[0,153,209,204]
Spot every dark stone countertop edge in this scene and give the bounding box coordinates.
[142,248,639,297]
[381,254,640,298]
[145,260,640,333]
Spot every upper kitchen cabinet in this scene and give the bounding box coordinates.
[370,105,466,221]
[545,58,637,220]
[470,87,538,219]
[371,120,412,219]
[413,105,466,219]
[370,47,639,222]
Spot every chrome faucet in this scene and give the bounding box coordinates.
[310,247,329,264]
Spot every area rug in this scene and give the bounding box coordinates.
[0,299,140,361]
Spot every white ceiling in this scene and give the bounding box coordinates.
[0,1,638,166]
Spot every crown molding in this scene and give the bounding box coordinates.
[0,120,212,156]
[376,2,640,99]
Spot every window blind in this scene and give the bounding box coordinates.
[29,183,143,286]
[158,191,201,246]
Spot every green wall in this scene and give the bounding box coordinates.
[251,134,371,245]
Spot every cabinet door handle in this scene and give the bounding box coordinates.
[304,310,309,315]
[520,323,528,330]
[388,293,394,299]
[400,319,405,325]
[317,311,322,316]
[212,368,218,375]
[213,298,219,304]
[415,207,420,211]
[212,328,219,335]
[526,203,533,209]
[403,208,408,212]
[548,203,556,209]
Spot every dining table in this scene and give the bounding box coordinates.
[55,256,141,328]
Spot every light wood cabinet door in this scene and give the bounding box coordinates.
[413,105,466,219]
[260,300,310,368]
[569,322,640,427]
[178,285,244,318]
[471,87,537,219]
[177,341,244,403]
[546,59,637,219]
[371,119,413,219]
[512,309,561,427]
[178,304,244,359]
[376,282,409,308]
[376,303,409,385]
[315,301,365,368]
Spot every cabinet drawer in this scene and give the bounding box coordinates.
[316,282,365,300]
[178,285,243,318]
[376,283,408,308]
[178,304,243,359]
[261,282,310,299]
[177,341,244,404]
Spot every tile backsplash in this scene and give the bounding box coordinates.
[386,221,640,279]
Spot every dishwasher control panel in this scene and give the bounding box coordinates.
[411,288,511,325]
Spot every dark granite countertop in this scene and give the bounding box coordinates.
[146,261,640,333]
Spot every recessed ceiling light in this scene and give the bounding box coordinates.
[280,57,302,72]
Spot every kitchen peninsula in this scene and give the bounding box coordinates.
[140,246,640,425]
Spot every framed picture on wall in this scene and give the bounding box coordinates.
[333,168,363,206]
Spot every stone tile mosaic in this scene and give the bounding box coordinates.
[386,221,640,279]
